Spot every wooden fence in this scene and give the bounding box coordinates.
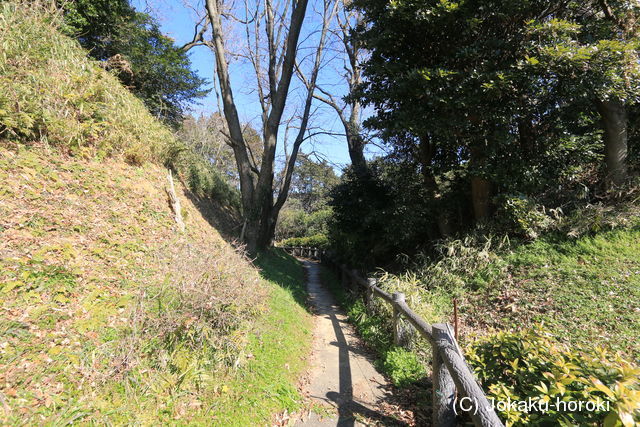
[280,246,504,427]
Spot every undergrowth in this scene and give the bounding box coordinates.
[349,198,640,425]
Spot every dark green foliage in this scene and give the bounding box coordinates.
[467,326,640,426]
[329,0,640,265]
[276,155,339,243]
[279,234,328,249]
[164,139,241,209]
[288,154,339,213]
[351,0,637,189]
[328,161,437,269]
[59,0,209,126]
[276,206,332,241]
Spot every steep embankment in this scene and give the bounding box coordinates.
[0,148,312,424]
[0,3,312,424]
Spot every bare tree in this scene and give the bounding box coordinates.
[183,0,337,253]
[299,2,368,175]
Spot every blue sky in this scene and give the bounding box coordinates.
[131,0,377,170]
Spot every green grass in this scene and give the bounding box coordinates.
[475,227,640,359]
[256,249,310,309]
[320,222,640,425]
[0,2,309,424]
[0,1,239,206]
[0,147,312,425]
[0,1,168,162]
[200,249,313,425]
[370,221,640,362]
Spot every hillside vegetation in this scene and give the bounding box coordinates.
[330,208,640,425]
[0,3,311,424]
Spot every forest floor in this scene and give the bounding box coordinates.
[458,227,640,359]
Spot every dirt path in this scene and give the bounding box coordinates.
[295,261,401,426]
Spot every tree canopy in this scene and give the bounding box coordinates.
[60,0,209,127]
[322,0,640,265]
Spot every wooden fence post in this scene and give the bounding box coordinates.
[392,292,406,347]
[434,325,504,427]
[365,278,376,308]
[432,323,456,427]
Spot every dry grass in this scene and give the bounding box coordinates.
[0,1,173,163]
[0,3,312,423]
[0,146,268,423]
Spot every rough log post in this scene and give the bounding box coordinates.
[392,292,406,347]
[166,170,185,232]
[432,324,457,427]
[365,278,376,309]
[433,324,504,427]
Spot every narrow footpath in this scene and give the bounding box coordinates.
[295,261,401,426]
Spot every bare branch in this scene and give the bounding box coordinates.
[181,15,210,51]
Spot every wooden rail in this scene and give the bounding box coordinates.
[280,246,504,427]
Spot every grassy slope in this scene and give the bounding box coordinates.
[464,226,640,360]
[0,2,170,163]
[0,147,312,424]
[213,250,312,425]
[0,3,313,423]
[364,207,640,361]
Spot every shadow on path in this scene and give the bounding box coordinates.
[298,261,408,426]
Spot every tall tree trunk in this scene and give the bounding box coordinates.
[471,177,491,220]
[517,117,535,158]
[346,127,367,175]
[470,144,491,221]
[194,0,311,255]
[596,98,628,187]
[418,136,450,237]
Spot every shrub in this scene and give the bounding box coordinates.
[406,235,509,294]
[279,234,329,249]
[495,194,558,239]
[381,347,427,388]
[327,160,438,269]
[466,326,640,426]
[275,205,332,241]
